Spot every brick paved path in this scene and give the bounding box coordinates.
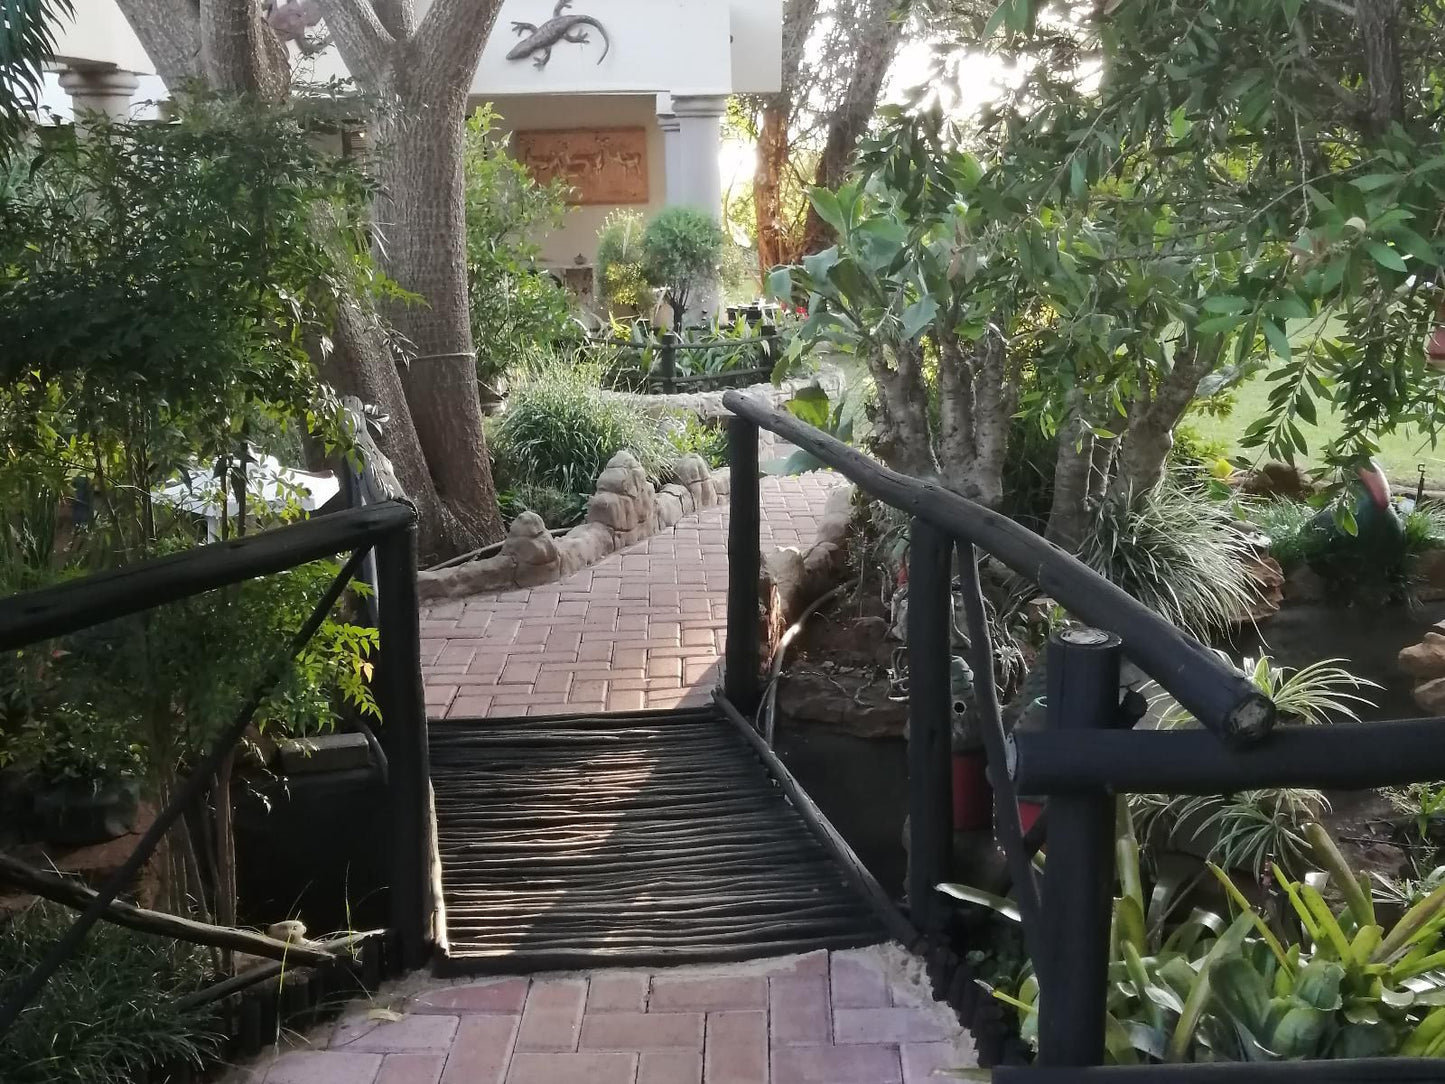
[232,945,976,1084]
[420,474,847,720]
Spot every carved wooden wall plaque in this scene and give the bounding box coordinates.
[514,127,649,205]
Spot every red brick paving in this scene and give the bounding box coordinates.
[421,474,846,720]
[234,947,977,1084]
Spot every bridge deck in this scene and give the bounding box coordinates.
[430,706,887,974]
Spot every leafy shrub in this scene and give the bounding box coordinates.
[0,903,219,1083]
[490,363,668,498]
[595,210,650,316]
[642,206,726,326]
[661,413,728,470]
[463,105,577,390]
[497,483,588,530]
[1078,485,1258,641]
[946,813,1445,1063]
[1169,422,1231,470]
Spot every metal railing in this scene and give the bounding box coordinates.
[0,500,432,1038]
[720,389,1445,1079]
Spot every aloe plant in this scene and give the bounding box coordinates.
[939,809,1445,1062]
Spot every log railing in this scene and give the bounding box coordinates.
[721,389,1445,1077]
[0,500,430,1038]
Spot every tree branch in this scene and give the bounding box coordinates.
[312,0,395,91]
[112,0,204,88]
[412,0,503,88]
[0,851,340,966]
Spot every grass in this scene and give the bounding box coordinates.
[1190,373,1445,487]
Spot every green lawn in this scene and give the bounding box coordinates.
[1188,375,1445,488]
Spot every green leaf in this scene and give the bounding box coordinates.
[808,188,847,236]
[1202,295,1249,315]
[784,385,831,429]
[936,882,1022,923]
[1263,321,1292,361]
[765,267,793,302]
[901,296,939,340]
[1351,173,1400,193]
[801,246,840,282]
[1367,242,1408,272]
[1197,314,1245,335]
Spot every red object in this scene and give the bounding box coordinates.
[952,751,993,831]
[1018,799,1045,836]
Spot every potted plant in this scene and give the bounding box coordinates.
[951,656,993,831]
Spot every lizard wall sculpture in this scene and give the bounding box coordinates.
[506,0,611,69]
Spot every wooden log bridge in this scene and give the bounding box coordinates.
[428,706,892,973]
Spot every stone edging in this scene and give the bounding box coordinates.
[417,451,730,602]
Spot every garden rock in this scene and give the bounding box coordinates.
[1240,554,1285,621]
[656,489,685,527]
[674,453,718,507]
[1234,461,1313,500]
[1282,565,1326,603]
[778,666,906,738]
[1399,633,1445,680]
[1414,675,1445,714]
[1416,549,1445,602]
[588,490,642,533]
[500,512,561,586]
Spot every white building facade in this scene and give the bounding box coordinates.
[50,1,780,286]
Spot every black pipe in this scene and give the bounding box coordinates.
[724,415,763,713]
[1037,629,1121,1068]
[0,502,415,652]
[374,522,433,972]
[1010,716,1445,795]
[907,520,953,935]
[995,1060,1445,1081]
[720,391,1274,746]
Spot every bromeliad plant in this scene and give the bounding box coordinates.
[942,811,1445,1063]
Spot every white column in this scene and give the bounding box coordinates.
[57,67,140,134]
[667,93,727,222]
[662,93,727,322]
[655,95,685,207]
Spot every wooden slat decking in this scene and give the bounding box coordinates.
[429,707,887,973]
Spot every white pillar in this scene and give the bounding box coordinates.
[57,67,139,134]
[655,95,685,207]
[661,93,727,322]
[667,93,727,223]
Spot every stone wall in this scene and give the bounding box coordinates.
[418,451,731,602]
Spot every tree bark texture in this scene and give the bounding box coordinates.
[115,0,510,555]
[799,0,908,255]
[1110,344,1219,500]
[934,328,1017,508]
[325,300,472,559]
[375,77,503,546]
[1356,0,1404,137]
[752,0,819,277]
[1045,413,1094,551]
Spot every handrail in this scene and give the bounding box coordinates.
[721,390,1275,746]
[0,501,415,652]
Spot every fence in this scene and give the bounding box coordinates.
[721,389,1445,1079]
[0,500,431,1039]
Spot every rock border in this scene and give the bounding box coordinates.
[417,451,731,602]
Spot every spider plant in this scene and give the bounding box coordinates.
[1139,655,1375,877]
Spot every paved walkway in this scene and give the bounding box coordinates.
[230,945,976,1084]
[420,474,847,720]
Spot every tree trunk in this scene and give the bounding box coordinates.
[1111,344,1219,499]
[325,298,474,560]
[198,0,290,98]
[867,342,941,481]
[754,104,790,275]
[798,3,907,255]
[378,80,505,547]
[1045,414,1093,550]
[1356,0,1404,137]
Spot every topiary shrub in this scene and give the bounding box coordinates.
[641,206,726,327]
[0,903,219,1084]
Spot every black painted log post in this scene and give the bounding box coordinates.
[1037,627,1122,1067]
[661,331,679,393]
[724,415,762,714]
[906,520,954,935]
[374,515,433,972]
